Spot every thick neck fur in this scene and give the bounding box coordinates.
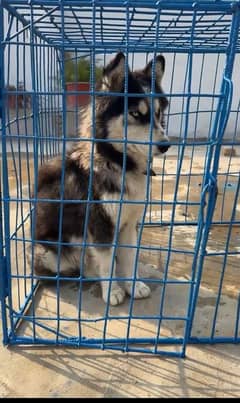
[69,139,147,202]
[69,138,148,179]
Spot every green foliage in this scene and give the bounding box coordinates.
[64,53,102,82]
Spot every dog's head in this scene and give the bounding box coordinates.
[77,53,170,170]
[94,52,169,159]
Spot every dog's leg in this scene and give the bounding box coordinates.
[117,224,151,299]
[93,248,125,306]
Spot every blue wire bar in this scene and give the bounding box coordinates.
[0,0,240,357]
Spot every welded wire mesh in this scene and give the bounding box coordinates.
[0,0,240,357]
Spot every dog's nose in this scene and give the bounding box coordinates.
[158,144,170,154]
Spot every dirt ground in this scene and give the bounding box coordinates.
[1,144,240,397]
[0,341,240,397]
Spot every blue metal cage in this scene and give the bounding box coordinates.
[0,0,240,358]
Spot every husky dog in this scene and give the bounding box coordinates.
[29,52,170,306]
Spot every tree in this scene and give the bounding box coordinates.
[64,53,102,83]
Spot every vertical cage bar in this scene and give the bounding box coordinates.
[0,5,9,342]
[188,5,240,342]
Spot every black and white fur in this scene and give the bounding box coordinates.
[29,52,170,306]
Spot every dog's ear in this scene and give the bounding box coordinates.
[101,52,128,91]
[143,54,165,85]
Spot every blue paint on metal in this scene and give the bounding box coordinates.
[0,0,240,357]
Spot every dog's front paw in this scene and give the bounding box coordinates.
[102,284,125,306]
[124,281,151,299]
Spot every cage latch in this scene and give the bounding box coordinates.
[199,174,218,225]
[207,174,218,199]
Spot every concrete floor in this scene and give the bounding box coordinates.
[0,336,240,397]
